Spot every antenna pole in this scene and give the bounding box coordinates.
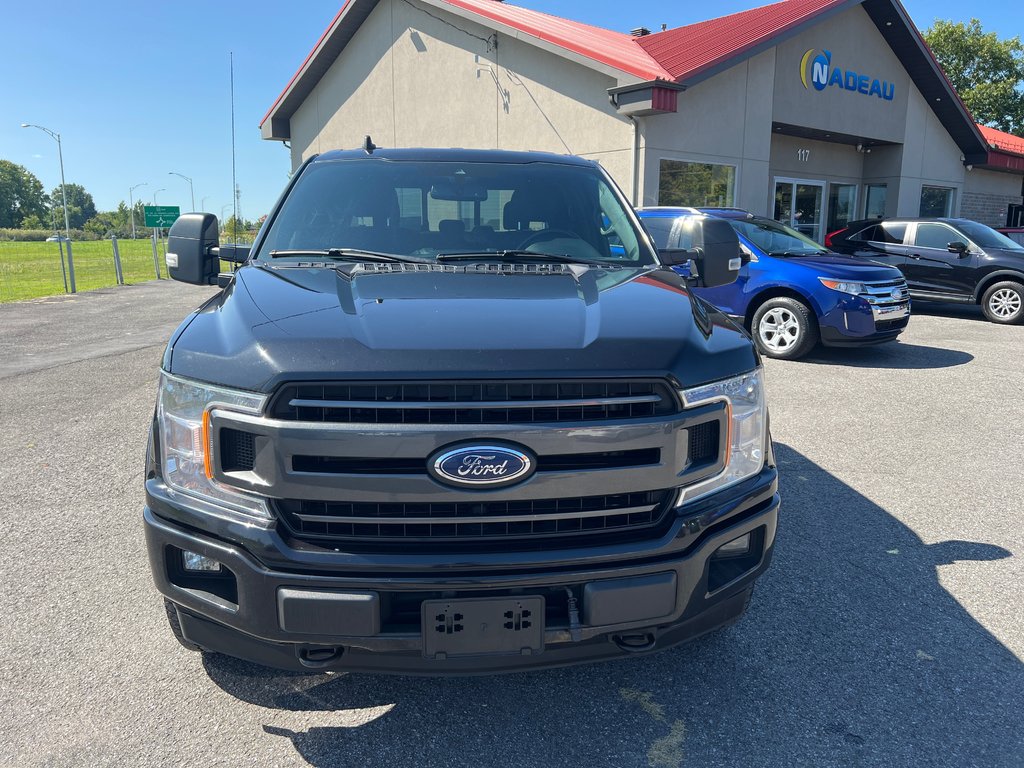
[230,51,238,243]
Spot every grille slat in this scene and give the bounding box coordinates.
[290,448,661,475]
[292,503,657,525]
[271,379,678,425]
[276,489,674,547]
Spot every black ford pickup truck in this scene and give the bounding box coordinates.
[145,146,779,674]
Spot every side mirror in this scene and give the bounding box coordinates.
[166,213,220,284]
[947,241,969,256]
[659,217,741,288]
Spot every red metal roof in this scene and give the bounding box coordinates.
[261,0,850,128]
[978,124,1024,158]
[636,0,848,81]
[439,0,671,81]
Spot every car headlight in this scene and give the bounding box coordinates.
[818,277,865,295]
[677,368,767,504]
[157,371,271,526]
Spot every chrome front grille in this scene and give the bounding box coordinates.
[859,278,910,324]
[859,278,910,307]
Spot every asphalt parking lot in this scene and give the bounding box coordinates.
[1,280,1021,767]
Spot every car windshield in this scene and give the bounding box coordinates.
[727,216,826,256]
[955,220,1024,251]
[255,158,655,266]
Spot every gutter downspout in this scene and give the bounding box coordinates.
[626,115,641,207]
[609,91,643,207]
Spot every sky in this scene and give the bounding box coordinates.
[2,0,1020,220]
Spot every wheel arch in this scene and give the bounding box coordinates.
[744,286,822,331]
[973,270,1024,303]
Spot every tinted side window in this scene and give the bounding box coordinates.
[914,223,958,250]
[851,224,881,242]
[641,217,677,249]
[853,223,906,244]
[881,222,907,243]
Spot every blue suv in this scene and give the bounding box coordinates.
[637,207,911,359]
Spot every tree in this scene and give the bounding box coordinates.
[20,213,47,230]
[0,160,47,227]
[923,19,1024,134]
[49,182,97,230]
[221,215,258,242]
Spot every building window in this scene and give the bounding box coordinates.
[864,184,887,218]
[659,160,736,207]
[920,186,954,217]
[827,184,858,232]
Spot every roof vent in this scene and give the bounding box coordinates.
[630,27,652,37]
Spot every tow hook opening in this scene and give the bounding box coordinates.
[612,632,657,653]
[297,646,345,668]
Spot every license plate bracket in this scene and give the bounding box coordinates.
[422,596,545,660]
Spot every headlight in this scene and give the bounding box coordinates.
[818,277,865,295]
[677,368,767,504]
[157,371,271,526]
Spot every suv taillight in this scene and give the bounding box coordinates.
[824,228,846,248]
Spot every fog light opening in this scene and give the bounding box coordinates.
[182,550,222,572]
[713,532,751,558]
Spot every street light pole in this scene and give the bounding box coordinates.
[168,171,195,211]
[201,196,211,211]
[21,122,76,293]
[129,182,147,239]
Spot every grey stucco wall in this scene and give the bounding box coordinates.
[287,0,637,197]
[771,5,911,143]
[640,49,776,214]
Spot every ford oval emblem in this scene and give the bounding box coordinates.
[429,443,535,488]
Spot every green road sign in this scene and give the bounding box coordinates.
[143,205,180,228]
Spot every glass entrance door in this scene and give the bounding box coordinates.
[774,180,824,242]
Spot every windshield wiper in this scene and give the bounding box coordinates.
[768,250,829,258]
[435,250,591,265]
[268,248,422,263]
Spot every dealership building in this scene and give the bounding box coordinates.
[260,0,1024,238]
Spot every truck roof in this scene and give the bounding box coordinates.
[312,146,597,166]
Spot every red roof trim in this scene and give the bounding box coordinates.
[439,0,671,81]
[636,0,848,82]
[978,124,1024,158]
[260,2,351,128]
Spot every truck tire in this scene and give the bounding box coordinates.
[980,281,1024,324]
[751,297,819,360]
[164,598,203,653]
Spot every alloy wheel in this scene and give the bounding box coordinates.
[758,307,801,352]
[988,288,1022,319]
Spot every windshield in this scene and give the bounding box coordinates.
[727,216,826,256]
[256,159,655,265]
[955,220,1024,251]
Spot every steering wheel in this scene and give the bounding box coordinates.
[516,229,581,250]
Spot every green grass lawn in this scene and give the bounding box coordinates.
[0,239,169,302]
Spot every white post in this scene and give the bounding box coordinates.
[152,228,161,279]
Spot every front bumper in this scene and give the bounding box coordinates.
[145,467,778,675]
[819,298,910,346]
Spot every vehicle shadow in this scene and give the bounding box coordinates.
[800,342,973,369]
[203,444,1021,767]
[911,303,987,322]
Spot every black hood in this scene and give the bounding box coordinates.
[166,263,757,392]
